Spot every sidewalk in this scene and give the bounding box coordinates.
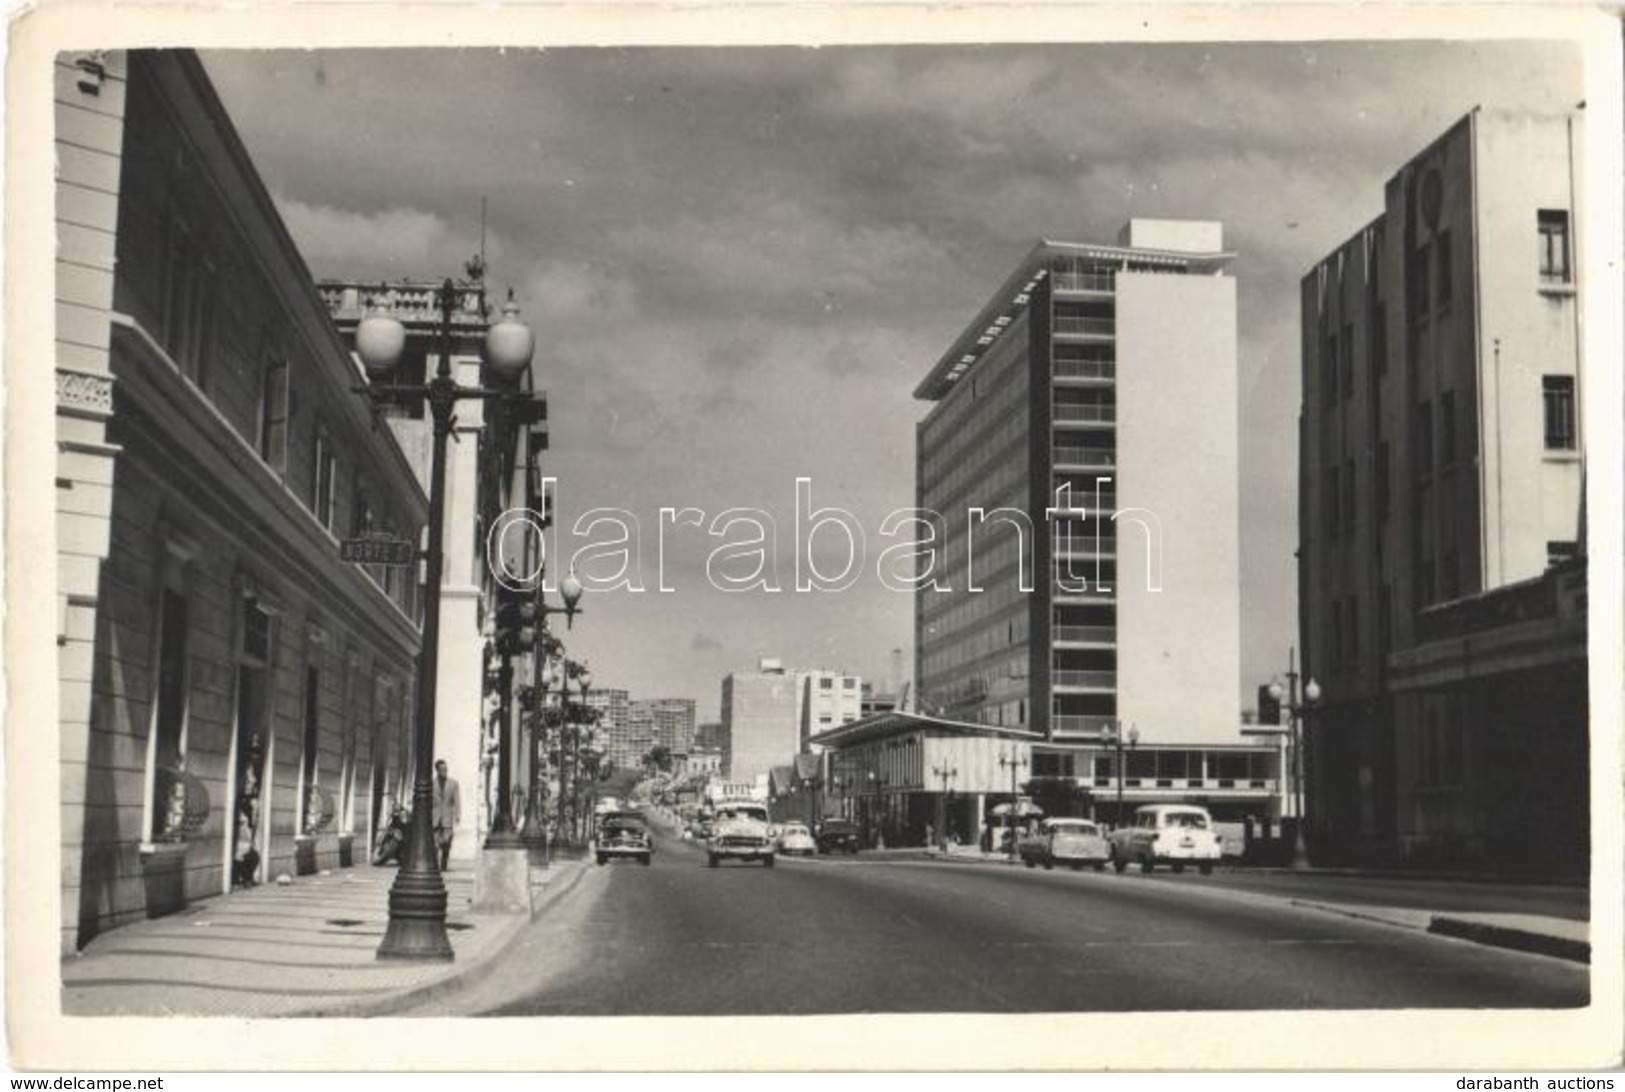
[61,855,588,1018]
[905,844,1590,964]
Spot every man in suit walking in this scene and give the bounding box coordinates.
[433,759,461,871]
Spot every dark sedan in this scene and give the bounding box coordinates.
[815,819,862,855]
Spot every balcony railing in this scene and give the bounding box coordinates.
[1053,358,1116,381]
[1053,625,1116,645]
[1052,714,1117,735]
[1052,271,1117,294]
[1053,404,1116,424]
[1052,315,1116,338]
[1052,446,1115,467]
[1053,670,1117,690]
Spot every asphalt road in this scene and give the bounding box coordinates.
[417,824,1589,1016]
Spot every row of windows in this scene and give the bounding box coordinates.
[921,408,1029,506]
[919,324,1030,459]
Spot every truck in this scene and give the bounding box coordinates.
[706,799,776,868]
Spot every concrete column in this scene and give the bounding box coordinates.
[435,356,486,865]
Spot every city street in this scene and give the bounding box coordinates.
[405,821,1588,1016]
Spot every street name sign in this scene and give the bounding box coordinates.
[340,537,416,566]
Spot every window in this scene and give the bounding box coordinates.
[1436,230,1453,306]
[1342,460,1356,532]
[1378,583,1394,651]
[1538,210,1571,285]
[149,587,191,841]
[313,435,338,530]
[819,677,833,690]
[1375,442,1392,520]
[1346,597,1360,666]
[1543,376,1576,451]
[1371,305,1388,377]
[259,359,289,472]
[1323,332,1339,408]
[1547,540,1579,568]
[1440,391,1457,467]
[1408,242,1430,319]
[1325,466,1341,539]
[1415,400,1434,475]
[1341,324,1355,399]
[1330,600,1344,669]
[161,213,218,383]
[842,678,855,689]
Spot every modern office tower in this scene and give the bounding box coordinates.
[719,659,800,782]
[914,220,1278,823]
[1299,108,1587,871]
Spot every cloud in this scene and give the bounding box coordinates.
[689,632,723,652]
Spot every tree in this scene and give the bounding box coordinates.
[643,744,673,773]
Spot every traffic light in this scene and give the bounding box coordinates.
[1257,683,1282,726]
[492,590,540,655]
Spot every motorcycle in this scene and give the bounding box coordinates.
[372,805,411,866]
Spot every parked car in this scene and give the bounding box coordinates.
[815,819,862,855]
[596,812,653,867]
[776,822,817,857]
[1108,804,1223,874]
[1019,817,1110,871]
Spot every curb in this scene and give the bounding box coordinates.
[1239,865,1587,889]
[292,860,594,1018]
[1427,915,1591,964]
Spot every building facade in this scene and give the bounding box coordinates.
[798,669,863,749]
[913,221,1278,824]
[56,51,426,950]
[584,687,632,768]
[719,660,799,782]
[1299,109,1588,871]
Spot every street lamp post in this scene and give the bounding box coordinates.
[930,764,957,852]
[1102,720,1139,827]
[521,579,583,855]
[1268,649,1321,869]
[998,747,1028,865]
[354,280,534,962]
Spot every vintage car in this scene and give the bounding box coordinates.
[776,821,817,857]
[707,802,776,867]
[1108,804,1223,874]
[1019,817,1111,871]
[814,819,862,855]
[596,811,653,867]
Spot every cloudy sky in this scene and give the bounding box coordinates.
[203,38,1581,721]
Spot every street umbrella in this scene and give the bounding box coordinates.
[988,799,1045,818]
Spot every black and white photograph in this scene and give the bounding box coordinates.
[6,0,1621,1075]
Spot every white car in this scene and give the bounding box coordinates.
[1108,804,1222,875]
[776,822,816,857]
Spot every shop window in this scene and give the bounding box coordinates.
[148,587,192,841]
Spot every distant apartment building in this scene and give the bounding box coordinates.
[798,669,863,750]
[913,220,1278,822]
[619,697,696,768]
[719,660,799,782]
[1299,108,1587,872]
[861,682,900,718]
[583,688,631,766]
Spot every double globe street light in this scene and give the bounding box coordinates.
[1268,651,1321,869]
[354,279,534,962]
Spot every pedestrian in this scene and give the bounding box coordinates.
[433,759,461,871]
[924,821,934,850]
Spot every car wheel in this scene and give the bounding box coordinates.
[641,854,652,867]
[763,855,775,868]
[1043,861,1054,871]
[1172,862,1185,874]
[1093,862,1106,872]
[1112,857,1127,873]
[1140,857,1154,873]
[1070,863,1082,872]
[1199,862,1214,876]
[596,855,606,866]
[708,854,719,868]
